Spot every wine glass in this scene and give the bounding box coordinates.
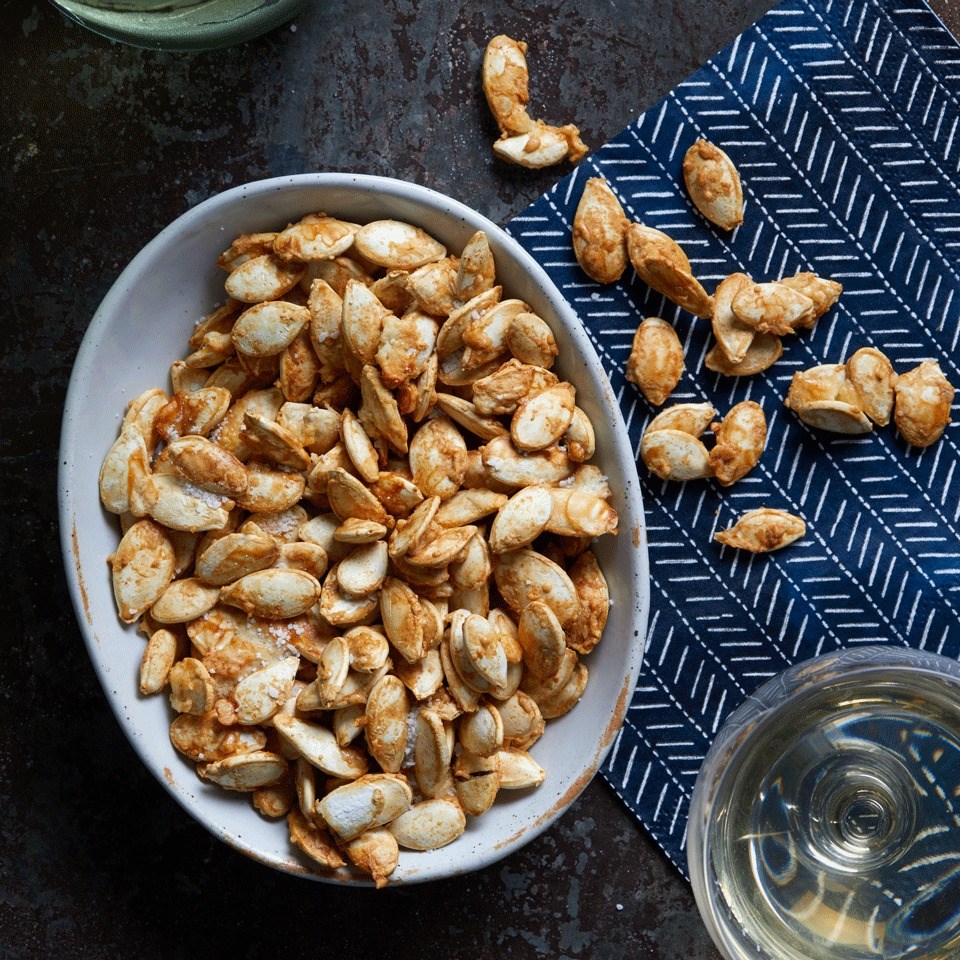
[688,645,960,960]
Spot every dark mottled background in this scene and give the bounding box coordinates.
[3,1,957,957]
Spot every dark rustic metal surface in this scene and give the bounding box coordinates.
[3,1,958,957]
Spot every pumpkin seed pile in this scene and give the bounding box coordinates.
[571,143,955,553]
[99,213,619,886]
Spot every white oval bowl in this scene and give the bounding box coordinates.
[58,173,649,885]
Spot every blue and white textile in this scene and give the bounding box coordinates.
[507,0,960,876]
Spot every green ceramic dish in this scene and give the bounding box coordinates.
[50,0,307,51]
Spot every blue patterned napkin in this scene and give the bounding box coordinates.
[507,0,960,877]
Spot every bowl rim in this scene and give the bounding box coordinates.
[58,172,650,885]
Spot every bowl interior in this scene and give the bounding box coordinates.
[59,174,649,884]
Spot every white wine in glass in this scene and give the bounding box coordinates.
[688,646,960,960]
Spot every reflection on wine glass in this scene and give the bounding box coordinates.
[688,646,960,960]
